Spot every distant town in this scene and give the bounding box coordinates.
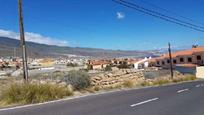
[1,45,204,79]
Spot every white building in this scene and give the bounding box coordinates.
[134,57,151,69]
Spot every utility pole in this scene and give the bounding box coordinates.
[18,0,29,82]
[168,42,173,79]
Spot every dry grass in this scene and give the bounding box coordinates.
[152,79,171,86]
[0,83,73,105]
[93,85,100,91]
[122,80,134,88]
[172,74,196,83]
[140,81,152,86]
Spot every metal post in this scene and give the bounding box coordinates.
[18,0,29,82]
[168,42,173,79]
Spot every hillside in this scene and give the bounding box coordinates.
[0,37,157,58]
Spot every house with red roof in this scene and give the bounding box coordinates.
[87,60,111,70]
[151,46,204,68]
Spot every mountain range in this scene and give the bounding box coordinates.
[0,37,160,58]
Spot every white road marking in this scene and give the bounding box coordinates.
[177,89,189,93]
[196,85,200,87]
[130,98,159,107]
[195,84,204,88]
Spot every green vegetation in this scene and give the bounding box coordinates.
[117,63,130,69]
[64,70,91,90]
[104,65,112,71]
[0,83,73,105]
[67,63,78,67]
[86,64,93,70]
[117,62,133,69]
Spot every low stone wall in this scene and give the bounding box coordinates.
[90,69,145,87]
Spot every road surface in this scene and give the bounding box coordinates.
[1,80,204,115]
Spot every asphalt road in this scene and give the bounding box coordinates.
[1,80,204,115]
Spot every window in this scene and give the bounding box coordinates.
[157,61,160,65]
[180,58,184,62]
[162,61,165,65]
[167,59,170,63]
[173,60,177,64]
[188,57,192,62]
[197,55,201,60]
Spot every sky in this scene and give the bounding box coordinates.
[0,0,204,50]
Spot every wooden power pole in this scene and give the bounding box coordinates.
[168,42,173,79]
[18,0,29,82]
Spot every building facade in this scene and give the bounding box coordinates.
[151,46,204,68]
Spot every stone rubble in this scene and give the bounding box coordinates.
[90,69,145,87]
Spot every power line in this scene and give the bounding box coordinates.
[118,0,204,30]
[112,0,204,33]
[137,0,204,26]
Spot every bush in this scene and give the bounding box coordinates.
[140,81,151,86]
[152,79,170,85]
[0,83,73,105]
[86,64,93,70]
[173,74,196,83]
[64,70,91,90]
[183,74,197,81]
[67,63,78,67]
[104,65,112,71]
[117,63,131,69]
[94,85,100,91]
[123,80,134,88]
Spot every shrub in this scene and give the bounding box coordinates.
[152,79,170,85]
[117,63,132,69]
[64,70,91,90]
[94,85,100,91]
[0,83,73,105]
[104,65,112,71]
[67,63,78,67]
[172,79,182,83]
[86,65,93,70]
[173,74,196,83]
[123,80,134,88]
[140,81,151,86]
[184,74,196,81]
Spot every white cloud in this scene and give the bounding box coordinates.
[0,29,68,46]
[116,12,125,19]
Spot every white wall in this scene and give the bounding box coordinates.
[196,66,204,79]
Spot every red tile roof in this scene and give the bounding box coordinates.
[89,60,110,65]
[157,46,204,60]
